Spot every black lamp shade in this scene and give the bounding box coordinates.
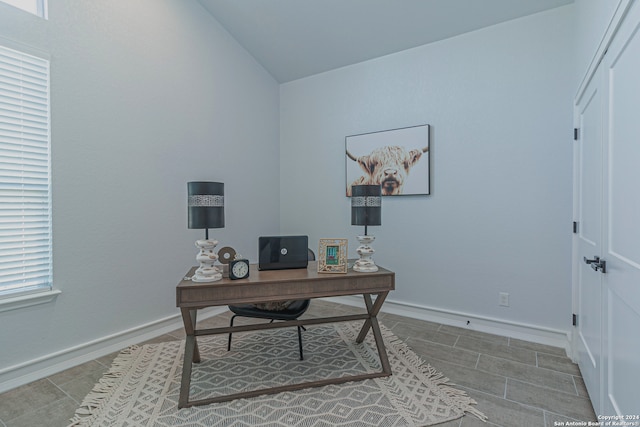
[351,184,382,226]
[188,182,225,229]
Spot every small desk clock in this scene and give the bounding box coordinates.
[229,258,250,280]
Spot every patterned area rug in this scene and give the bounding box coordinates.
[69,321,486,426]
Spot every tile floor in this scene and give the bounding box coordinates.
[0,300,596,426]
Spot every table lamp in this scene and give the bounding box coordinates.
[188,181,225,282]
[351,184,382,272]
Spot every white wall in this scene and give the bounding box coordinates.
[280,6,575,336]
[0,0,279,388]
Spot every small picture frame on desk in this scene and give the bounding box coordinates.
[318,238,348,273]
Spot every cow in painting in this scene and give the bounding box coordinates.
[346,145,429,196]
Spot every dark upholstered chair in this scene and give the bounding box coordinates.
[227,249,315,360]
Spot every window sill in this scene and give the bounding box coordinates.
[0,289,61,313]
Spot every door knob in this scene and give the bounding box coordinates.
[584,256,606,273]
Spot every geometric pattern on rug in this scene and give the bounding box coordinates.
[69,321,486,426]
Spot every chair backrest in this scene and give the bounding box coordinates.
[307,248,316,261]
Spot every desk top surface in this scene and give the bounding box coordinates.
[176,261,394,308]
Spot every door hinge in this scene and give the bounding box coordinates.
[573,221,579,233]
[574,128,579,141]
[573,313,578,326]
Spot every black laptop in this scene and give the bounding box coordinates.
[258,235,309,270]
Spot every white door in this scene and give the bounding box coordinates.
[600,0,640,415]
[574,65,604,415]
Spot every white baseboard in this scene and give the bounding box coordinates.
[0,298,574,394]
[326,296,573,357]
[0,307,227,394]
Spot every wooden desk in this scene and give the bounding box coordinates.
[176,261,395,408]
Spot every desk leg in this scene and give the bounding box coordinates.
[357,293,392,375]
[356,292,388,342]
[181,308,200,363]
[179,308,200,408]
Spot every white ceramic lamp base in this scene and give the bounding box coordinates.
[353,235,378,272]
[192,239,222,282]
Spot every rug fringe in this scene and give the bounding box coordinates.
[67,345,140,426]
[380,325,488,423]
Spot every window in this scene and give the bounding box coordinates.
[0,43,52,300]
[0,0,47,19]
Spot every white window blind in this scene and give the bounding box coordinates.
[0,43,51,297]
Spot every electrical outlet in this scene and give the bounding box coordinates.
[499,292,509,307]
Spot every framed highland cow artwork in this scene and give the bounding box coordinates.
[345,124,430,196]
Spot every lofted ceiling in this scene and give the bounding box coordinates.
[198,0,574,83]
